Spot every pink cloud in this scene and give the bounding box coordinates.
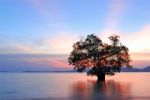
[48,58,71,68]
[131,60,150,68]
[105,0,129,31]
[24,55,72,68]
[26,0,64,19]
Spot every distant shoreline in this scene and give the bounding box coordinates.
[1,66,150,73]
[0,70,77,73]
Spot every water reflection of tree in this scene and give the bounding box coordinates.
[71,80,131,100]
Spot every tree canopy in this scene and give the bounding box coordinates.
[68,34,131,79]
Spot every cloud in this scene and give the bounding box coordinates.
[39,32,79,54]
[99,0,129,43]
[25,55,71,68]
[5,32,78,54]
[25,0,69,31]
[100,23,150,52]
[0,41,37,54]
[0,30,79,54]
[131,60,150,68]
[0,54,71,71]
[131,52,150,60]
[121,24,150,53]
[104,0,129,32]
[26,0,63,19]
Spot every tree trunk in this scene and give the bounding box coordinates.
[97,73,105,82]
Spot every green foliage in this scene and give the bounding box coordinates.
[68,34,131,76]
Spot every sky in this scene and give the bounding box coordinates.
[0,0,150,71]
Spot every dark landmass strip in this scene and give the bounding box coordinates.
[23,66,150,72]
[121,66,150,72]
[0,66,150,73]
[23,70,76,73]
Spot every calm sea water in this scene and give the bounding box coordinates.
[0,72,150,100]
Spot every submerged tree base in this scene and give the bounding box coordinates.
[97,73,105,82]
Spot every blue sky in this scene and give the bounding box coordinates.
[0,0,150,70]
[0,0,150,54]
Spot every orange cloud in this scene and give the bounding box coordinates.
[121,25,150,53]
[42,33,78,54]
[100,24,150,53]
[130,52,150,68]
[131,52,150,60]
